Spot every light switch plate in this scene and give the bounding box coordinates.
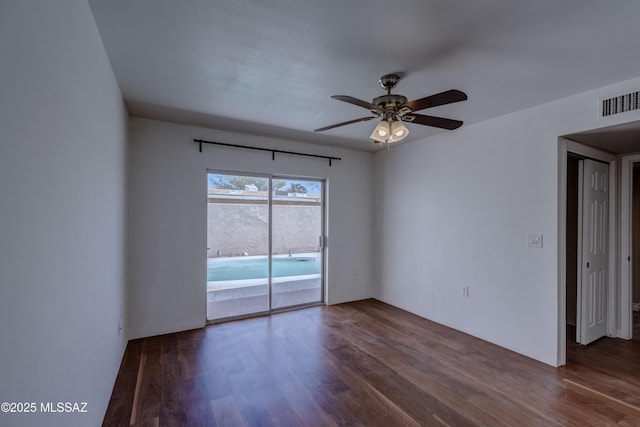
[527,234,543,248]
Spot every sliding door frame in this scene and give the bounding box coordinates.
[206,169,325,324]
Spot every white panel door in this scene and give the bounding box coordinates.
[577,159,609,345]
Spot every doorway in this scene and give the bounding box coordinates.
[559,121,640,365]
[206,172,325,322]
[559,139,617,365]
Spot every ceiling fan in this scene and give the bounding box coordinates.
[314,74,467,144]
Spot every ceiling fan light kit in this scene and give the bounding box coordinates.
[390,120,409,141]
[370,119,410,143]
[370,121,390,141]
[315,74,467,145]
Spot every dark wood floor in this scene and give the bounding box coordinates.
[104,300,640,426]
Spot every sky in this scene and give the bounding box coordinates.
[208,174,321,193]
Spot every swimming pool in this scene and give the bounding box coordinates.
[207,256,321,281]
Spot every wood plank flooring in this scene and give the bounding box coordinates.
[103,300,640,426]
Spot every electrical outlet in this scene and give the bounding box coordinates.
[461,286,470,297]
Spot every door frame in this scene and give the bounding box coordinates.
[620,153,640,339]
[558,138,617,366]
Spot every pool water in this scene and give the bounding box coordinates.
[207,256,320,281]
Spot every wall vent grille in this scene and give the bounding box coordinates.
[601,91,640,117]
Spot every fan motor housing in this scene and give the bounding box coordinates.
[371,94,408,112]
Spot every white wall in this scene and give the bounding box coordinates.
[0,2,128,426]
[373,76,640,366]
[127,118,373,339]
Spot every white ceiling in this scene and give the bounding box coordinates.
[89,0,640,152]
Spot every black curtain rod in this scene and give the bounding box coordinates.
[194,139,341,167]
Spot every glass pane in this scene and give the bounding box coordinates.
[207,173,270,320]
[271,178,323,309]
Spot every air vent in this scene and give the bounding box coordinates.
[601,90,640,117]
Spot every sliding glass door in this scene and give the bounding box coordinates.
[206,172,324,321]
[271,178,323,309]
[206,173,270,320]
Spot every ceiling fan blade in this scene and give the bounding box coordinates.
[402,113,463,130]
[331,95,382,111]
[314,116,378,132]
[401,89,467,112]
